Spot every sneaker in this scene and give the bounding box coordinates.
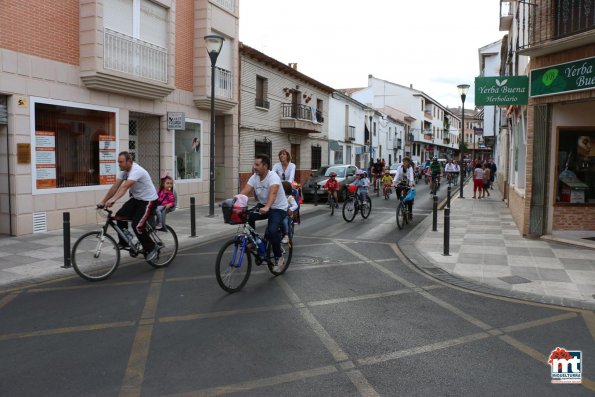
[146,245,160,262]
[281,235,289,244]
[117,242,130,250]
[155,223,162,230]
[272,256,285,273]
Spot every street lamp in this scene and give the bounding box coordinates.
[366,109,374,175]
[457,83,470,199]
[204,35,225,217]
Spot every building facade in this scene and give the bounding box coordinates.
[501,0,595,236]
[239,44,332,185]
[328,92,369,168]
[0,0,240,236]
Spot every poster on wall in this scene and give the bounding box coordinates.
[99,135,117,185]
[35,131,56,189]
[557,131,595,203]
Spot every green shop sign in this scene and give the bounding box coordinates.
[531,56,595,97]
[475,76,528,106]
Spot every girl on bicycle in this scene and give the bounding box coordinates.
[350,169,369,203]
[323,171,340,208]
[381,169,393,196]
[281,181,299,244]
[155,175,175,230]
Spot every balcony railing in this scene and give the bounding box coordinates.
[255,98,270,109]
[104,28,167,83]
[281,103,323,123]
[211,0,235,12]
[517,0,595,50]
[345,125,356,141]
[215,67,233,99]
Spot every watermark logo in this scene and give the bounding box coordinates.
[548,347,582,384]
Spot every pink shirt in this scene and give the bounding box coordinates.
[158,189,175,207]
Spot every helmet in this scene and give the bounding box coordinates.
[329,172,337,177]
[355,169,365,176]
[432,156,438,160]
[384,169,390,173]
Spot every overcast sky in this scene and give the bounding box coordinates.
[239,0,504,108]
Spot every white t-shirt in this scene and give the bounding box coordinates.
[445,163,456,172]
[272,162,296,183]
[395,165,415,184]
[247,171,288,210]
[117,163,158,201]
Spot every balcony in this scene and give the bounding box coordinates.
[194,67,237,112]
[211,0,235,13]
[81,28,174,99]
[255,98,270,109]
[424,110,433,119]
[345,125,356,141]
[499,1,513,31]
[280,103,322,134]
[517,0,595,56]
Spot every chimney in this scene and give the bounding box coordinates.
[288,63,298,70]
[410,84,413,89]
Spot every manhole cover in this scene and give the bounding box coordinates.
[499,275,532,285]
[291,256,321,265]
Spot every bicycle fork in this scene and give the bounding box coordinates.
[230,236,248,268]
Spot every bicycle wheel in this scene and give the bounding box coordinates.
[396,202,407,230]
[215,237,252,293]
[376,179,380,197]
[72,232,120,281]
[147,225,178,268]
[329,197,335,216]
[342,197,357,222]
[384,187,390,200]
[267,236,293,276]
[360,196,372,219]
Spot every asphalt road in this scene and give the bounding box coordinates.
[1,181,594,396]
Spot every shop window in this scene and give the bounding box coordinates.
[556,131,595,204]
[34,102,116,190]
[175,121,202,180]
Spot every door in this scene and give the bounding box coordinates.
[129,113,160,185]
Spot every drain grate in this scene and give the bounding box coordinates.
[425,267,449,275]
[499,275,532,285]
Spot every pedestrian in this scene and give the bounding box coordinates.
[473,161,484,199]
[489,159,497,189]
[480,163,491,198]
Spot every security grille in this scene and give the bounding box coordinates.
[129,113,160,185]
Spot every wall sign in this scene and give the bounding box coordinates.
[99,135,117,185]
[17,143,31,164]
[167,112,185,130]
[475,76,529,106]
[35,131,56,189]
[531,56,595,97]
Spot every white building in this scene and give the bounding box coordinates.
[328,92,369,168]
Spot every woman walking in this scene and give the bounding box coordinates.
[480,163,491,199]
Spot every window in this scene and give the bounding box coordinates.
[175,121,202,180]
[255,76,269,108]
[316,99,324,122]
[556,130,594,204]
[34,101,116,190]
[334,147,343,164]
[104,0,168,47]
[255,139,271,159]
[311,145,322,170]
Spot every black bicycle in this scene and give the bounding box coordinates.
[396,186,415,230]
[342,185,372,222]
[326,189,339,215]
[71,206,178,281]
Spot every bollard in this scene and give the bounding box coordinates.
[432,195,438,232]
[314,184,318,206]
[447,186,451,208]
[190,197,196,237]
[443,206,450,256]
[62,212,71,268]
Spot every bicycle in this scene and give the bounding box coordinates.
[342,185,372,222]
[216,205,293,293]
[429,174,441,195]
[71,206,179,281]
[396,186,415,230]
[376,176,381,197]
[383,184,392,200]
[326,189,339,216]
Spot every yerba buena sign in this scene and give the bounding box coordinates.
[475,76,528,106]
[531,56,595,97]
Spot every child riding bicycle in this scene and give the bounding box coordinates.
[381,169,393,196]
[350,169,369,203]
[323,171,340,208]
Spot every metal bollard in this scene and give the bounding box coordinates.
[447,186,451,208]
[443,206,450,256]
[62,212,71,268]
[314,184,318,206]
[190,197,196,237]
[432,195,438,232]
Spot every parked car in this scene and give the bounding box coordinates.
[301,164,359,202]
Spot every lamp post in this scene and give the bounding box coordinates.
[204,35,225,217]
[366,109,374,175]
[457,84,470,199]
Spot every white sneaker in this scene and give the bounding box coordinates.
[272,256,285,272]
[281,235,289,244]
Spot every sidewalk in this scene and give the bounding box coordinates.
[399,182,595,310]
[0,203,316,290]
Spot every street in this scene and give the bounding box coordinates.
[1,181,593,396]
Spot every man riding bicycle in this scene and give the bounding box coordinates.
[238,154,289,272]
[99,151,159,261]
[393,157,415,220]
[444,159,457,184]
[372,159,383,192]
[428,157,443,194]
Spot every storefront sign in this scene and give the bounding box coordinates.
[474,128,484,136]
[475,76,529,105]
[167,112,185,130]
[35,131,56,189]
[531,56,595,97]
[99,135,117,185]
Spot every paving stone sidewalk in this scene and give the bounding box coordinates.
[400,182,595,310]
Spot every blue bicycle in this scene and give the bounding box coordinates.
[216,204,293,293]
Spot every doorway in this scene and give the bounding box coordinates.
[129,112,160,185]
